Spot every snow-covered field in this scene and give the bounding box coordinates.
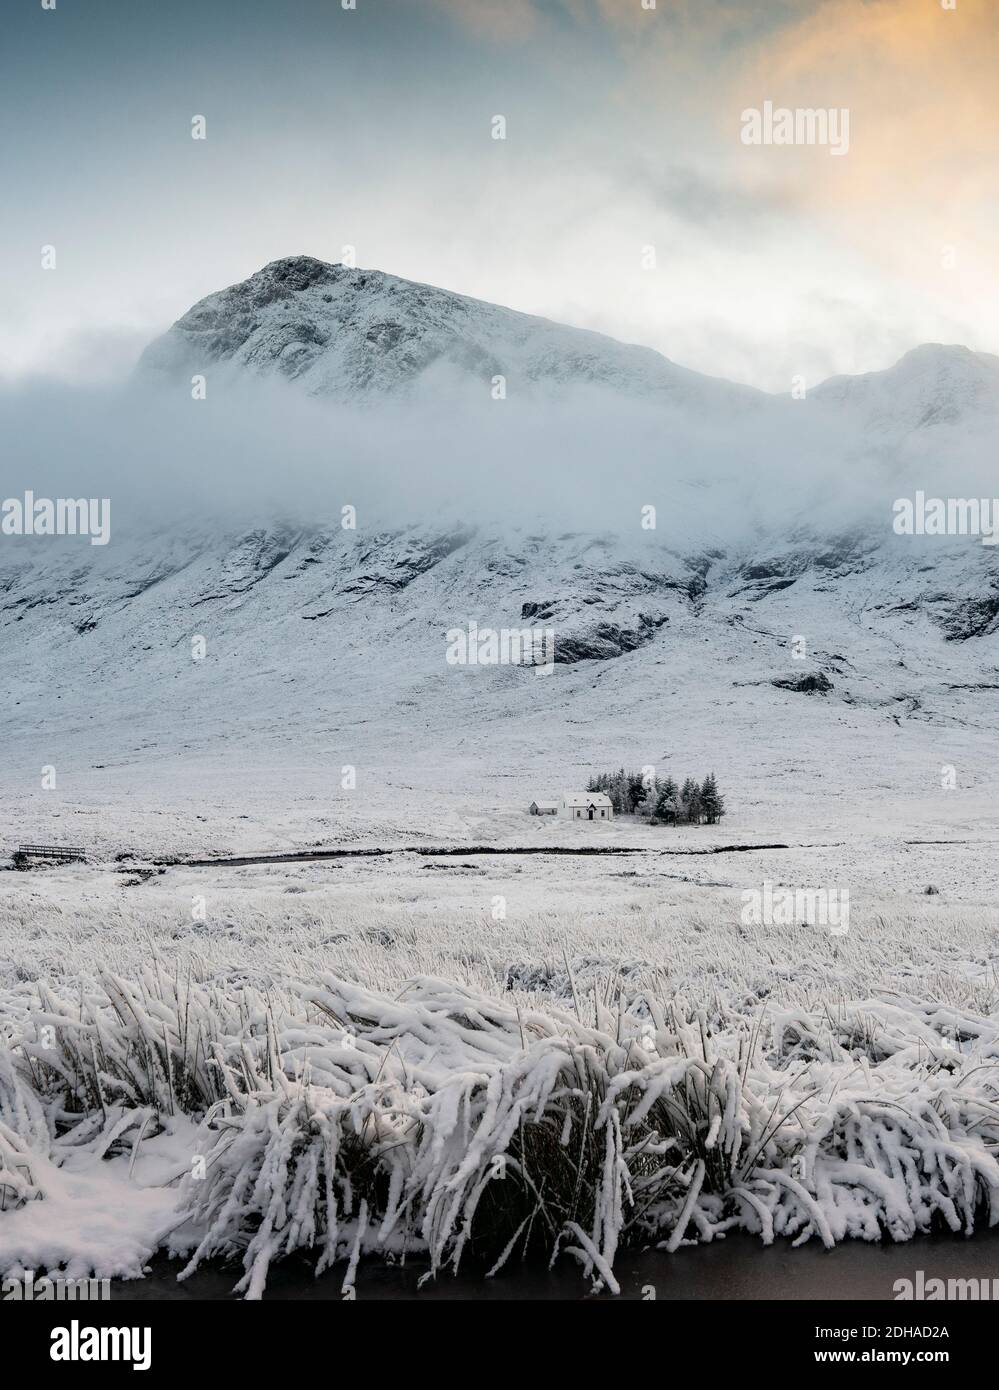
[2,830,998,1297]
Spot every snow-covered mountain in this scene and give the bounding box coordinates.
[138,257,999,439]
[3,514,999,855]
[4,259,999,856]
[138,255,763,413]
[812,343,999,441]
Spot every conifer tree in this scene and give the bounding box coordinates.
[654,775,679,824]
[700,772,725,824]
[679,777,697,823]
[627,772,647,813]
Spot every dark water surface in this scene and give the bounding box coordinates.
[112,1228,999,1301]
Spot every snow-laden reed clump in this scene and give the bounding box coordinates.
[3,961,999,1296]
[0,1048,50,1208]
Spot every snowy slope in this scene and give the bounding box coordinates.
[3,519,999,861]
[812,343,999,441]
[138,255,764,412]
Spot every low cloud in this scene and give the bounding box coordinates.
[2,368,992,558]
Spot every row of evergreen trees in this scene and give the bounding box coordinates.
[585,768,726,825]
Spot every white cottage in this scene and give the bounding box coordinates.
[559,792,613,822]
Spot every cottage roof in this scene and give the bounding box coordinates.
[561,792,613,808]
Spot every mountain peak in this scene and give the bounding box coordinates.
[137,257,762,409]
[250,254,352,290]
[892,342,996,377]
[820,340,999,386]
[812,340,999,436]
[245,255,399,298]
[898,342,977,362]
[137,259,996,434]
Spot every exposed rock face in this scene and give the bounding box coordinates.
[553,614,669,665]
[939,591,999,642]
[771,672,834,694]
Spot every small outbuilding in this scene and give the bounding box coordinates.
[529,800,559,816]
[559,792,613,822]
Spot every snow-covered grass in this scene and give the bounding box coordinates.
[2,867,999,1297]
[2,853,999,1012]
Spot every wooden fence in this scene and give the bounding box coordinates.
[16,844,88,863]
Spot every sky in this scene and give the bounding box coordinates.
[1,0,996,392]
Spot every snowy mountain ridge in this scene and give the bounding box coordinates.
[812,342,999,441]
[138,257,999,442]
[138,255,763,413]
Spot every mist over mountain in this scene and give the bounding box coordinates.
[137,255,766,415]
[3,257,999,820]
[112,256,996,529]
[137,256,999,425]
